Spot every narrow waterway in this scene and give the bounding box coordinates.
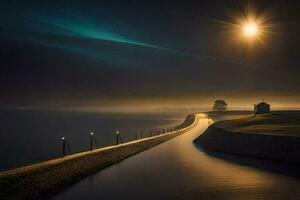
[52,114,300,200]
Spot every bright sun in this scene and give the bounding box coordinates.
[243,22,258,38]
[205,5,272,47]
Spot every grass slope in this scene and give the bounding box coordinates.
[195,111,300,164]
[216,111,300,137]
[206,110,253,121]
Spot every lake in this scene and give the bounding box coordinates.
[0,109,186,171]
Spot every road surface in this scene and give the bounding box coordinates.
[52,114,300,200]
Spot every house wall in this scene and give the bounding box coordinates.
[254,104,270,114]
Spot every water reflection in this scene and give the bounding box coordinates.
[195,145,300,179]
[52,116,300,200]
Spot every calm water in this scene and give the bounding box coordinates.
[53,115,300,200]
[0,109,186,171]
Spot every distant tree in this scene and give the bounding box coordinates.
[213,100,228,111]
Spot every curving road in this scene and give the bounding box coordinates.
[52,114,300,200]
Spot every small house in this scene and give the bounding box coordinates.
[254,102,270,114]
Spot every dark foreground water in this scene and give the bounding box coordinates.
[0,109,186,171]
[53,115,300,200]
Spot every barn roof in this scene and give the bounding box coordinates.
[256,102,270,107]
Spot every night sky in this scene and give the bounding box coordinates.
[1,0,299,110]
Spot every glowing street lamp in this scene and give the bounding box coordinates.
[90,132,94,151]
[61,137,66,157]
[116,131,120,145]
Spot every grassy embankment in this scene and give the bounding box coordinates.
[206,110,253,121]
[195,111,300,164]
[0,114,197,200]
[215,111,300,137]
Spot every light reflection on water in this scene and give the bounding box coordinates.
[52,116,300,200]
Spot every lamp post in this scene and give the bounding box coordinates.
[62,137,66,157]
[116,131,119,145]
[90,132,94,151]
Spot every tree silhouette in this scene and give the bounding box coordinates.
[213,99,228,111]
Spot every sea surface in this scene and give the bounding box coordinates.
[0,109,186,171]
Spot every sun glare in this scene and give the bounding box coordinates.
[243,22,258,38]
[232,8,273,48]
[202,4,273,49]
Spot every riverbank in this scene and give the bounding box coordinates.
[194,111,300,164]
[206,110,253,121]
[0,114,197,200]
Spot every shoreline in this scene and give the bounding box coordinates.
[194,112,300,165]
[0,114,198,200]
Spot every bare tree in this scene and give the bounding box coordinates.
[213,99,228,111]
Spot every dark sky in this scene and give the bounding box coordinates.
[0,0,299,109]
